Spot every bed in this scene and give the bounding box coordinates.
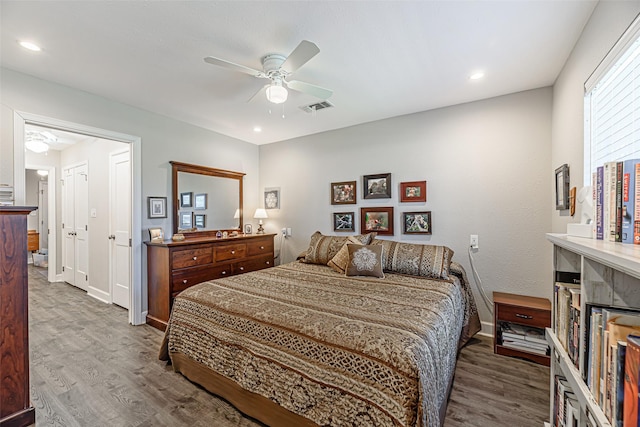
[160,234,480,427]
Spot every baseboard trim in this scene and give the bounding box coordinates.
[88,286,110,304]
[478,320,494,338]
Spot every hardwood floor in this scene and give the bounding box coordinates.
[28,265,549,426]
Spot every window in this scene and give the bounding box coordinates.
[584,15,640,185]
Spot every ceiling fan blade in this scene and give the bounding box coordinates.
[247,84,269,103]
[281,40,320,74]
[287,80,333,100]
[204,56,264,77]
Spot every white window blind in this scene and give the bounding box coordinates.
[584,14,640,185]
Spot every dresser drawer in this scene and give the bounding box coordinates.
[172,247,213,269]
[234,255,274,274]
[246,239,274,257]
[214,244,246,262]
[172,264,232,293]
[496,303,550,328]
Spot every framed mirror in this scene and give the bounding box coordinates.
[171,161,244,237]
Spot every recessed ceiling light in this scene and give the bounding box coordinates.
[253,126,262,133]
[469,72,485,80]
[19,41,41,52]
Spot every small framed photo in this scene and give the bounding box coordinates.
[400,181,427,203]
[147,196,167,218]
[244,223,253,234]
[179,211,193,229]
[194,193,207,210]
[555,164,570,210]
[403,211,432,234]
[264,187,280,209]
[331,181,356,205]
[363,173,391,199]
[148,227,164,241]
[360,207,394,235]
[194,213,206,228]
[333,212,355,232]
[180,192,193,208]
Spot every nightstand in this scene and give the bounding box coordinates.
[493,291,551,366]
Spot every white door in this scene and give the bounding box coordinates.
[38,180,48,250]
[110,150,131,309]
[62,163,89,291]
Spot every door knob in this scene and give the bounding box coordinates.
[108,235,115,240]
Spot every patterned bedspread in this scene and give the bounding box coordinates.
[161,261,480,427]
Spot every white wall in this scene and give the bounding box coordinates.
[260,88,553,329]
[551,1,640,233]
[1,68,261,313]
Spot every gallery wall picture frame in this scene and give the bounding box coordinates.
[148,227,164,241]
[194,193,207,210]
[194,213,206,228]
[333,212,355,232]
[402,211,432,234]
[555,164,570,210]
[180,191,193,208]
[360,207,394,235]
[363,173,392,199]
[244,223,253,234]
[147,196,167,218]
[331,181,357,205]
[264,187,280,209]
[400,181,427,203]
[179,211,193,229]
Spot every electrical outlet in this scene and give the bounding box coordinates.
[286,228,292,236]
[470,234,479,249]
[281,228,287,236]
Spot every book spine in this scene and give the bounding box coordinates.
[615,341,627,427]
[622,160,638,244]
[635,163,640,244]
[598,166,604,240]
[616,161,623,242]
[623,336,640,427]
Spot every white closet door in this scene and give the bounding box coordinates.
[62,167,75,285]
[74,164,89,290]
[110,151,131,309]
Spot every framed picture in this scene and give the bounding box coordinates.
[400,181,427,203]
[194,214,206,228]
[147,196,167,218]
[360,207,394,235]
[244,223,253,234]
[403,211,432,234]
[180,191,193,208]
[555,164,570,210]
[331,181,356,205]
[148,227,164,241]
[363,173,391,199]
[264,187,280,209]
[194,193,207,210]
[179,211,193,229]
[333,212,355,232]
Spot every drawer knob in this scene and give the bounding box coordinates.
[515,313,533,320]
[183,279,188,284]
[231,250,235,254]
[239,267,244,271]
[193,256,197,260]
[222,271,227,275]
[266,261,270,265]
[260,246,264,250]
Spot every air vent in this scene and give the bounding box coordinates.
[300,100,334,114]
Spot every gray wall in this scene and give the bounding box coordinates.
[259,88,553,330]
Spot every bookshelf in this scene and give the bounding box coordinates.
[546,233,640,427]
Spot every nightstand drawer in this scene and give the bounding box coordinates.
[496,304,550,328]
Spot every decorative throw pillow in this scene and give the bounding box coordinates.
[371,239,453,279]
[327,236,363,274]
[346,244,384,278]
[302,231,376,265]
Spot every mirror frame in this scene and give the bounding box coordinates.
[171,161,244,237]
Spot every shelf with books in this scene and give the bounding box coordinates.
[546,233,640,427]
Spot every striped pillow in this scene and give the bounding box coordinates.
[371,239,453,279]
[302,231,376,265]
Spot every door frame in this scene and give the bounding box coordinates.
[13,111,144,325]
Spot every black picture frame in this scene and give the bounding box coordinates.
[147,196,167,218]
[555,164,570,210]
[402,211,432,234]
[333,212,355,232]
[194,213,206,228]
[180,191,193,208]
[363,173,391,199]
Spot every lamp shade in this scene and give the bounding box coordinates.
[265,84,288,104]
[253,208,268,219]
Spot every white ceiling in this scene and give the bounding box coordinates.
[1,1,597,145]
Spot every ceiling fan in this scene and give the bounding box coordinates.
[204,40,333,104]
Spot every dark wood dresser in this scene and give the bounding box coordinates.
[0,206,36,427]
[145,233,275,331]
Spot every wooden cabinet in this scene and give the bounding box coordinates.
[546,233,640,427]
[493,291,551,366]
[145,234,275,331]
[0,206,36,427]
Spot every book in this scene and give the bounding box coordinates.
[623,335,640,427]
[605,161,617,242]
[606,313,640,419]
[635,162,640,244]
[622,160,640,243]
[569,287,581,368]
[501,322,548,345]
[597,165,604,240]
[616,161,624,242]
[616,341,627,427]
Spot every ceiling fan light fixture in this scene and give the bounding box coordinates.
[266,84,288,104]
[25,139,49,153]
